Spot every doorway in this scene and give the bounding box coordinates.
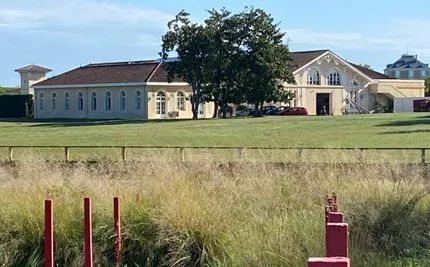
[316,93,330,115]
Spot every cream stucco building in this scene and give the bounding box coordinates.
[32,60,214,119]
[32,49,425,119]
[286,50,424,115]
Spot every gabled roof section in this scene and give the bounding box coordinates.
[349,62,394,79]
[34,60,161,86]
[290,50,329,71]
[386,54,429,69]
[15,64,52,73]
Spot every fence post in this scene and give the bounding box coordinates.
[326,223,348,258]
[8,147,13,161]
[421,148,426,165]
[64,147,70,161]
[44,199,54,267]
[121,147,127,162]
[84,197,93,267]
[308,257,350,267]
[113,197,121,265]
[180,147,185,162]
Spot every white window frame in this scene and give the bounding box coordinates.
[135,90,142,111]
[307,68,320,85]
[176,91,186,111]
[39,93,45,111]
[77,91,84,111]
[65,92,70,110]
[120,91,126,111]
[52,92,57,111]
[91,91,97,111]
[105,91,112,111]
[155,91,166,118]
[198,102,205,115]
[327,69,341,85]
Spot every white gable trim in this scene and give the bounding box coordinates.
[293,50,375,83]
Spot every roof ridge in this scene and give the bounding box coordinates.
[85,60,156,68]
[146,62,163,82]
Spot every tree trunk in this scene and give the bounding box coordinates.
[213,100,218,118]
[191,86,199,120]
[222,102,228,118]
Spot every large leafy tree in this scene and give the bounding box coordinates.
[233,8,296,111]
[160,11,212,119]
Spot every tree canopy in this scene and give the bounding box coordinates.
[160,7,295,119]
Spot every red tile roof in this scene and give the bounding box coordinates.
[33,49,392,87]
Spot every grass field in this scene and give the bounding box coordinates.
[0,158,429,266]
[1,113,430,148]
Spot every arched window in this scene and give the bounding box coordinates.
[120,91,126,111]
[176,91,185,111]
[155,91,166,117]
[327,70,341,85]
[350,80,359,86]
[135,90,142,110]
[39,93,45,110]
[105,91,112,111]
[52,92,57,110]
[77,92,84,111]
[307,69,320,85]
[91,92,97,111]
[65,92,70,110]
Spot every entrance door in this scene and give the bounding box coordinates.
[316,93,330,115]
[156,91,166,118]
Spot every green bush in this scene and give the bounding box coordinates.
[0,95,33,118]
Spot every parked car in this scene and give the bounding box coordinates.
[278,107,308,116]
[236,108,252,117]
[266,106,289,115]
[262,105,278,115]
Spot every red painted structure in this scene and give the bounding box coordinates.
[113,197,121,265]
[328,212,344,223]
[308,257,350,267]
[84,197,93,267]
[44,199,54,267]
[326,223,349,258]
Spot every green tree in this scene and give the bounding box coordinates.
[203,8,247,118]
[358,64,373,70]
[425,76,430,96]
[160,11,212,119]
[232,7,296,112]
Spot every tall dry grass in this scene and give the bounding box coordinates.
[0,152,429,266]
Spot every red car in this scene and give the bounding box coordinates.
[278,107,308,116]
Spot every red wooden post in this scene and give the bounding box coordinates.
[84,197,93,267]
[308,257,350,267]
[113,197,121,265]
[44,199,54,267]
[326,223,349,258]
[328,212,344,223]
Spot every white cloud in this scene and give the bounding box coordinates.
[0,0,173,29]
[285,18,430,62]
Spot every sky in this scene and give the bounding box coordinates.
[1,0,430,86]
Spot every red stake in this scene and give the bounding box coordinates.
[84,197,93,267]
[44,199,54,267]
[113,197,121,265]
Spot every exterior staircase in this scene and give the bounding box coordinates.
[344,98,370,114]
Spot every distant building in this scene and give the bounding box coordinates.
[15,64,51,95]
[384,54,430,79]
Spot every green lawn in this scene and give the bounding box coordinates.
[1,113,430,148]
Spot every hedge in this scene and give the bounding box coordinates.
[0,95,33,118]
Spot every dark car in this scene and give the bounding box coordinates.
[266,106,290,115]
[279,107,308,116]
